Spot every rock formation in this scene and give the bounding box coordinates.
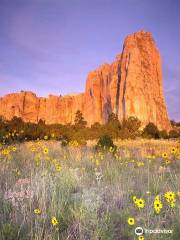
[0,31,171,130]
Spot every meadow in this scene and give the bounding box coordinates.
[0,139,180,240]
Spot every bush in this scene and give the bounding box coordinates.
[95,135,117,152]
[61,135,70,147]
[169,130,179,139]
[142,122,160,139]
[159,130,168,139]
[117,116,141,139]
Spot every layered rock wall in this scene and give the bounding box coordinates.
[0,92,84,125]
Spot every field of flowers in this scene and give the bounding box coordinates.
[0,139,180,240]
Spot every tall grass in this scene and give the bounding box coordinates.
[0,139,180,240]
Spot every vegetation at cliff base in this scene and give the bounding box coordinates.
[0,111,179,145]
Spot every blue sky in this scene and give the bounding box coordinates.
[0,0,179,120]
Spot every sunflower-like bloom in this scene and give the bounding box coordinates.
[43,147,49,155]
[34,208,41,215]
[171,147,177,154]
[154,196,163,214]
[164,191,176,207]
[164,191,175,202]
[55,164,62,172]
[136,198,145,209]
[165,159,171,165]
[51,216,59,226]
[138,236,144,240]
[127,217,135,225]
[12,146,17,152]
[1,149,10,155]
[133,196,145,209]
[162,152,168,158]
[133,196,137,203]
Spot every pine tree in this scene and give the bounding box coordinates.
[74,110,87,128]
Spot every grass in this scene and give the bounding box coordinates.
[0,139,180,240]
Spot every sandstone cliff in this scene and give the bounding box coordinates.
[0,31,171,130]
[0,92,84,125]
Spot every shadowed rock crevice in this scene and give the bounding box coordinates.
[122,53,131,120]
[103,97,112,123]
[115,66,121,117]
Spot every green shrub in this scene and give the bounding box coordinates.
[118,116,141,139]
[159,130,168,139]
[169,130,179,138]
[142,122,160,139]
[61,135,70,147]
[95,135,117,151]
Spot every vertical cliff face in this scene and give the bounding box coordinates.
[117,31,171,130]
[0,92,39,122]
[37,93,84,124]
[0,31,171,130]
[83,31,171,130]
[83,54,121,125]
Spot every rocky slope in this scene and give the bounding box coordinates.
[0,31,171,130]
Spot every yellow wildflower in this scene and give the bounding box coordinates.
[95,159,100,166]
[137,161,144,167]
[43,147,49,155]
[155,195,160,201]
[138,236,144,240]
[51,216,58,226]
[34,208,41,215]
[136,198,145,209]
[170,201,175,208]
[162,152,168,158]
[164,191,175,202]
[2,149,10,155]
[12,146,17,152]
[176,192,180,197]
[127,217,135,225]
[133,196,145,209]
[154,196,163,214]
[165,160,171,165]
[13,168,21,176]
[133,196,137,203]
[55,164,62,172]
[171,147,177,154]
[109,146,114,153]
